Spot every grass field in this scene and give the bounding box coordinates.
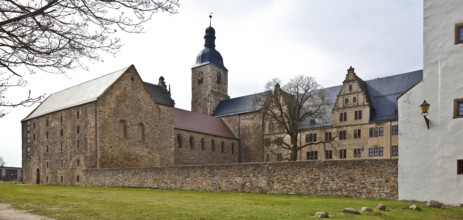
[0,183,462,219]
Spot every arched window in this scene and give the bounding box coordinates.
[217,72,222,84]
[353,97,357,103]
[77,159,80,167]
[119,120,128,139]
[139,123,145,142]
[344,98,349,104]
[176,134,183,148]
[349,85,353,91]
[201,138,206,151]
[189,136,195,149]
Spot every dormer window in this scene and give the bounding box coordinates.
[349,85,353,92]
[353,97,357,103]
[344,98,349,104]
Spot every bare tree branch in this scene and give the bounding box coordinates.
[257,75,335,161]
[0,0,180,117]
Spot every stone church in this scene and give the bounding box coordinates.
[21,21,422,185]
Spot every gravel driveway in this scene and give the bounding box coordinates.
[0,204,53,220]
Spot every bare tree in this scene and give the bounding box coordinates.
[0,0,180,117]
[257,75,335,161]
[0,157,5,167]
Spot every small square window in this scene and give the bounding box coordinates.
[325,150,332,160]
[392,125,399,135]
[353,148,361,158]
[339,149,347,159]
[454,98,463,118]
[458,160,463,175]
[455,23,463,45]
[306,151,318,160]
[391,146,399,157]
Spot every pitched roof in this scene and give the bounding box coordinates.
[143,83,175,107]
[213,70,422,130]
[366,70,423,122]
[174,108,237,139]
[213,93,264,117]
[299,85,342,130]
[301,70,423,129]
[23,66,131,121]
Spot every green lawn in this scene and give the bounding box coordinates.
[0,183,461,219]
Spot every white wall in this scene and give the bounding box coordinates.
[398,0,463,205]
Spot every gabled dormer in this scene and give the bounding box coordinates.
[332,66,371,126]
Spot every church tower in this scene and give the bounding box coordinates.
[191,16,229,115]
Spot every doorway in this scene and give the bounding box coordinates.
[36,168,40,184]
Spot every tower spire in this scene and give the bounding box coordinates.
[204,14,216,49]
[209,13,213,27]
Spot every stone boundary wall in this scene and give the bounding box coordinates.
[83,159,398,199]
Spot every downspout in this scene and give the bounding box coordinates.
[299,130,302,161]
[238,114,241,163]
[389,121,392,158]
[94,101,99,169]
[261,112,265,162]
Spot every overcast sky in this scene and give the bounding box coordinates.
[1,0,423,167]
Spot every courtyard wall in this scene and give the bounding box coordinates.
[83,159,398,199]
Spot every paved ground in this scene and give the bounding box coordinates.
[0,204,53,220]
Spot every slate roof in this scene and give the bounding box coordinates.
[143,83,175,107]
[366,70,423,122]
[213,93,264,117]
[214,70,423,129]
[300,70,423,129]
[23,65,176,121]
[174,108,237,139]
[23,66,130,121]
[193,26,227,70]
[299,85,342,130]
[194,47,227,70]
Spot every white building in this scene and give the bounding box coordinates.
[398,0,463,205]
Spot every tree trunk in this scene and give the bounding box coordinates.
[289,135,299,161]
[289,148,298,161]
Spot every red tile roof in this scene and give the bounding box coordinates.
[174,108,237,139]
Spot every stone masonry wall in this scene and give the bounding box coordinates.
[22,102,96,185]
[221,112,264,163]
[96,66,174,168]
[174,129,239,165]
[83,159,398,199]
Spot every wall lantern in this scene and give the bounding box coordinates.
[420,100,430,129]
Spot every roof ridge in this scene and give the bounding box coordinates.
[363,69,423,83]
[49,66,131,95]
[22,65,133,121]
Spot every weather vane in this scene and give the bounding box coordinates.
[209,12,213,27]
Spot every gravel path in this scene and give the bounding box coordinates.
[0,204,53,220]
